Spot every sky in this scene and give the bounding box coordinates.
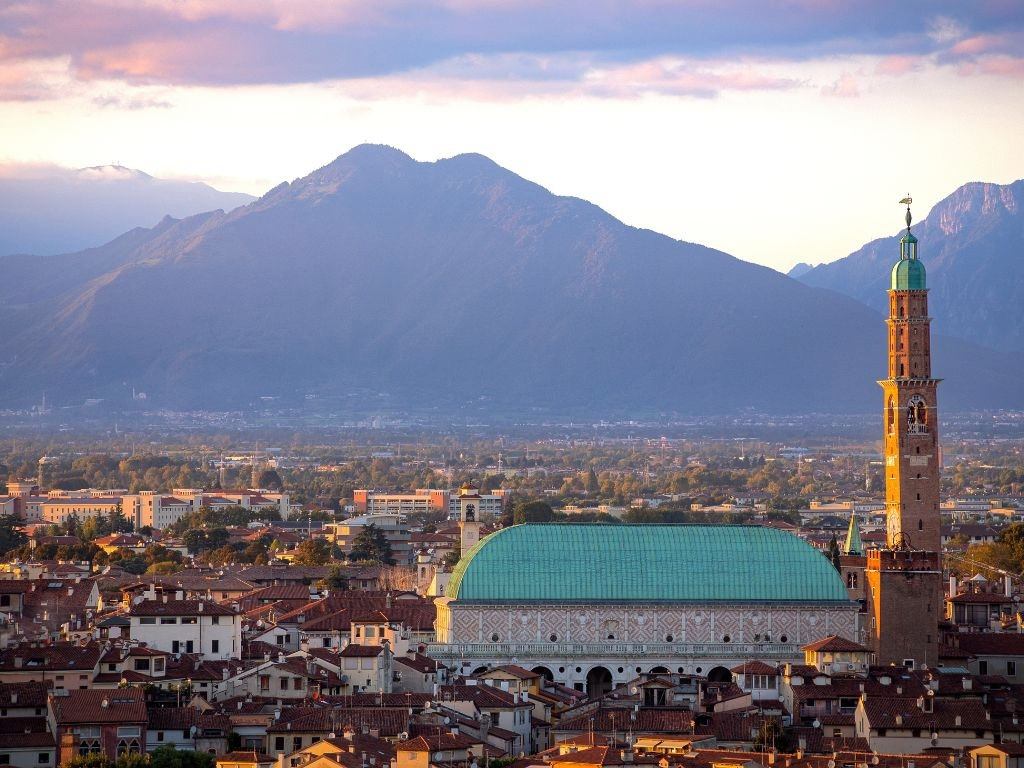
[1,1,1023,271]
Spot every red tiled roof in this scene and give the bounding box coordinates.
[50,688,147,725]
[802,635,871,653]
[950,634,1024,656]
[729,660,778,675]
[128,599,235,616]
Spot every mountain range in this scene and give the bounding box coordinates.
[0,146,1020,414]
[794,180,1024,353]
[0,165,254,257]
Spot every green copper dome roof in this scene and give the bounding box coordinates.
[892,232,925,290]
[892,257,926,290]
[448,524,849,603]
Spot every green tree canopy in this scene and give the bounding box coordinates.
[512,500,556,524]
[348,523,395,565]
[293,538,333,566]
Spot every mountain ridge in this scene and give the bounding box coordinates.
[0,164,255,258]
[796,179,1024,352]
[1,146,1020,415]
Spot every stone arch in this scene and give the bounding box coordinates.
[707,665,732,683]
[650,665,670,675]
[586,665,613,698]
[532,665,554,682]
[472,665,489,675]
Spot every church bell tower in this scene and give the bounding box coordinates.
[865,197,942,668]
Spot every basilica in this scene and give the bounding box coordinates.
[429,522,857,696]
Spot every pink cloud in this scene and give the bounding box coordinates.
[957,55,1024,78]
[821,72,860,97]
[950,34,1008,56]
[875,55,922,76]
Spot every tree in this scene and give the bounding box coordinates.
[257,469,284,490]
[828,534,843,572]
[0,514,28,554]
[293,538,333,566]
[151,746,215,768]
[513,500,556,524]
[318,565,349,590]
[441,545,461,569]
[348,523,395,565]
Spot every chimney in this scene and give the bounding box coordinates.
[223,667,230,681]
[1007,575,1013,597]
[13,656,22,669]
[10,693,17,704]
[198,602,204,613]
[175,590,183,601]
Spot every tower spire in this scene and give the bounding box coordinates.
[843,510,863,556]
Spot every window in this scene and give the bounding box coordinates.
[157,732,164,742]
[38,754,50,764]
[140,617,156,625]
[276,635,285,645]
[212,616,220,625]
[0,595,10,607]
[211,640,219,654]
[76,727,101,756]
[134,659,151,671]
[281,677,289,690]
[292,738,301,752]
[160,617,177,625]
[979,661,989,675]
[275,737,285,752]
[1009,662,1016,676]
[259,675,271,691]
[181,617,197,625]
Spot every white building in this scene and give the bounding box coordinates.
[127,595,241,660]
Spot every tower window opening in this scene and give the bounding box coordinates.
[916,493,921,501]
[899,364,905,377]
[907,395,928,434]
[918,519,923,530]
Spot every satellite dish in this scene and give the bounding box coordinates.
[813,720,821,729]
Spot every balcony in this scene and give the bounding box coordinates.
[425,641,802,660]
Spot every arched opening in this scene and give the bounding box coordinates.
[472,665,489,675]
[532,666,554,682]
[650,666,670,675]
[586,666,613,698]
[707,666,732,683]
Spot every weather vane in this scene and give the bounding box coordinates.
[899,195,913,231]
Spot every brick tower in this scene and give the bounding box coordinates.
[865,197,942,668]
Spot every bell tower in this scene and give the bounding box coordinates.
[880,200,941,552]
[865,196,942,669]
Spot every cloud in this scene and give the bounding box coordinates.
[874,55,922,76]
[91,92,172,109]
[927,15,967,44]
[333,52,802,101]
[0,0,1021,97]
[821,72,861,98]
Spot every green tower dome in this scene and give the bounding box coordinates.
[891,232,925,290]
